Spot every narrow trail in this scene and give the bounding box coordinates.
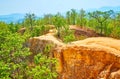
[47,25,99,37]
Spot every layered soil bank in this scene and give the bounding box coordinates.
[29,34,120,79]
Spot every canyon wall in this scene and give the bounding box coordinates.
[29,35,120,79]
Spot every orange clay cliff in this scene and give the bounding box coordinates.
[29,34,120,79]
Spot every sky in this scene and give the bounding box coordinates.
[0,0,120,15]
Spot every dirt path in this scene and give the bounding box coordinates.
[47,25,100,37]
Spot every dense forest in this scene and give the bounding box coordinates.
[0,9,120,79]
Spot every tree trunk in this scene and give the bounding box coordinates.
[100,22,103,35]
[57,27,60,38]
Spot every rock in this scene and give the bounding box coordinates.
[18,27,26,35]
[28,34,120,79]
[29,34,64,53]
[109,70,120,79]
[28,34,64,61]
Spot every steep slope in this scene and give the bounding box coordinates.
[55,37,120,79]
[70,25,99,37]
[28,34,120,79]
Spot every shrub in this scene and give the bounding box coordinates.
[27,53,58,79]
[111,26,120,38]
[63,33,76,43]
[0,31,31,79]
[0,25,57,79]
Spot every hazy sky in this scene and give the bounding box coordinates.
[0,0,120,15]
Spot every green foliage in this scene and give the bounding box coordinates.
[70,9,77,25]
[44,44,52,54]
[0,22,8,30]
[66,11,71,24]
[29,25,51,37]
[24,13,36,30]
[88,10,114,34]
[30,26,42,37]
[0,28,31,78]
[43,14,54,25]
[76,9,87,27]
[27,53,57,79]
[87,19,98,30]
[111,26,120,38]
[0,61,10,79]
[0,22,57,79]
[59,25,76,43]
[8,22,20,33]
[63,33,76,43]
[53,13,66,38]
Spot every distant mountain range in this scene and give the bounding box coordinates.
[0,13,41,23]
[0,13,25,23]
[0,6,120,23]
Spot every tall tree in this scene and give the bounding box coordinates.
[71,9,77,25]
[115,13,120,27]
[43,14,53,25]
[77,9,86,27]
[88,10,113,34]
[24,13,36,30]
[66,11,71,24]
[53,13,65,38]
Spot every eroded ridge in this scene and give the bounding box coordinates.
[29,34,120,79]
